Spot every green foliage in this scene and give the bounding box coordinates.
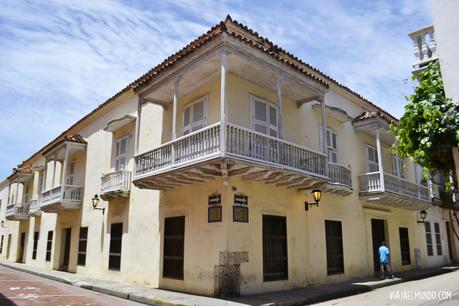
[391,61,459,180]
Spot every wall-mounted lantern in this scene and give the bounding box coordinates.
[92,194,105,215]
[305,189,322,211]
[0,220,5,228]
[417,210,427,223]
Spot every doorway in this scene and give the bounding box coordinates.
[371,219,386,272]
[18,232,26,263]
[60,228,72,270]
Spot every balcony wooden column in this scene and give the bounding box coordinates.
[375,129,385,191]
[320,99,328,177]
[276,74,283,139]
[60,146,69,201]
[171,77,180,165]
[135,96,142,154]
[220,49,227,155]
[7,183,11,205]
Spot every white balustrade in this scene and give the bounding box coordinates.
[5,203,30,216]
[409,26,437,68]
[135,123,327,178]
[101,170,132,195]
[328,163,352,187]
[226,124,327,176]
[359,172,431,202]
[40,185,83,207]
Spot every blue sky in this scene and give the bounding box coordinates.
[0,0,431,179]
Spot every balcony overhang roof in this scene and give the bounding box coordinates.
[7,164,34,182]
[42,135,87,159]
[103,115,136,132]
[311,103,352,122]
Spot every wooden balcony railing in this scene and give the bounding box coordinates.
[226,125,327,176]
[40,185,83,206]
[328,163,352,188]
[101,170,132,195]
[135,123,327,178]
[359,172,431,202]
[6,203,30,216]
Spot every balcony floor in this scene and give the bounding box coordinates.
[323,183,353,196]
[5,213,29,221]
[359,190,431,210]
[134,156,327,191]
[40,201,81,213]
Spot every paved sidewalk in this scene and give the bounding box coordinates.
[0,260,457,306]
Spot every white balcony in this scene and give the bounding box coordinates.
[100,170,132,200]
[5,203,30,221]
[409,25,437,72]
[40,185,83,213]
[134,123,328,190]
[28,200,41,216]
[323,163,352,195]
[359,172,431,210]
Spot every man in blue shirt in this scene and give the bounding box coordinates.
[378,241,394,279]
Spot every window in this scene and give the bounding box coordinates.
[325,220,344,275]
[263,215,288,281]
[0,235,3,254]
[32,231,39,260]
[320,127,338,163]
[109,223,123,270]
[366,145,379,172]
[163,216,185,279]
[66,162,76,185]
[399,227,411,265]
[425,222,433,256]
[38,174,44,193]
[182,97,207,135]
[78,227,88,266]
[392,155,405,178]
[251,96,277,137]
[6,234,11,259]
[24,185,29,203]
[434,223,442,255]
[46,231,53,261]
[115,136,129,170]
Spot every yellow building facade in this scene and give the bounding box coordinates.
[0,16,457,296]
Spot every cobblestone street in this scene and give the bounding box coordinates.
[0,265,142,306]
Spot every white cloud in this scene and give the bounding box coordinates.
[0,0,430,178]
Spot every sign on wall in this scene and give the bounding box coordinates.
[208,206,222,223]
[208,193,222,223]
[234,194,248,205]
[209,194,221,205]
[233,206,248,223]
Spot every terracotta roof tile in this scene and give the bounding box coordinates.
[63,134,87,144]
[353,111,399,125]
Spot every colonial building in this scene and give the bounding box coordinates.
[0,16,456,296]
